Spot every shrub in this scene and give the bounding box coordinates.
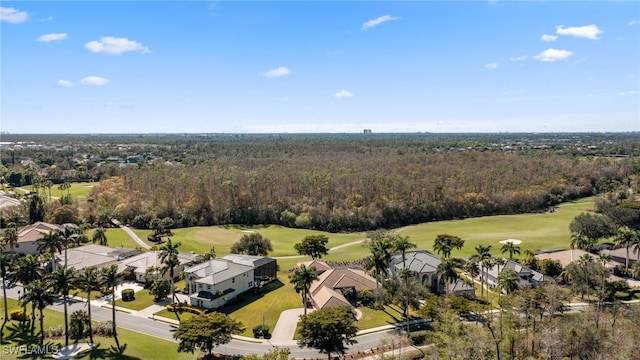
[94,321,114,336]
[252,324,270,338]
[10,309,27,321]
[121,288,135,302]
[166,304,203,315]
[47,325,64,338]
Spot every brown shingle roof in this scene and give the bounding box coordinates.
[310,268,376,296]
[311,286,352,310]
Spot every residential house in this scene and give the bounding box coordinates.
[117,250,201,283]
[1,221,61,255]
[536,249,621,270]
[185,254,277,309]
[390,250,475,297]
[481,258,545,289]
[308,267,377,310]
[58,244,141,271]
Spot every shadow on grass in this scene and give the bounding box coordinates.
[85,343,140,360]
[216,280,284,315]
[3,321,40,347]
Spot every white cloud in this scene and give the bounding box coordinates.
[36,33,68,43]
[332,90,353,99]
[85,36,150,55]
[361,15,398,31]
[618,91,638,96]
[260,67,291,78]
[628,20,639,26]
[57,80,73,87]
[0,6,29,23]
[541,34,557,42]
[81,76,110,86]
[533,48,573,62]
[484,63,499,70]
[510,55,527,61]
[556,24,603,40]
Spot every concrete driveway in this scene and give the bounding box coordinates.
[270,308,309,346]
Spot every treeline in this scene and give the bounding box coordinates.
[84,150,636,231]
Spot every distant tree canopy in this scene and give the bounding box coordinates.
[230,233,273,256]
[4,134,639,232]
[294,235,329,259]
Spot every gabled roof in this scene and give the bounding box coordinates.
[485,258,545,283]
[296,260,331,274]
[310,268,376,296]
[445,279,475,293]
[116,250,194,274]
[16,222,61,243]
[391,250,441,274]
[312,287,352,310]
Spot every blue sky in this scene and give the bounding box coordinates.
[1,1,639,133]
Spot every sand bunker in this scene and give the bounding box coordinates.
[499,239,522,245]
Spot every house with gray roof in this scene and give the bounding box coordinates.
[390,250,476,297]
[185,254,276,309]
[481,258,545,290]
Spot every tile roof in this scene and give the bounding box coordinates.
[310,268,376,296]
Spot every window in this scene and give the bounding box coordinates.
[198,284,203,290]
[248,281,253,287]
[232,278,235,283]
[207,285,211,290]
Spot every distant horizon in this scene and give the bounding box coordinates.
[2,1,639,133]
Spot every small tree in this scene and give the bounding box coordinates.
[230,233,273,256]
[92,227,108,246]
[149,278,171,301]
[297,306,358,360]
[70,310,89,340]
[173,312,244,357]
[294,235,329,259]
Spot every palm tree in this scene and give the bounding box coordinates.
[50,266,76,346]
[481,258,495,301]
[70,310,89,341]
[289,265,319,315]
[56,224,79,268]
[436,258,461,295]
[36,230,63,271]
[497,268,520,295]
[92,227,108,246]
[394,235,416,268]
[0,250,16,342]
[159,238,182,305]
[75,266,101,344]
[202,246,216,260]
[501,242,521,260]
[20,279,56,345]
[368,238,393,289]
[14,254,45,319]
[433,234,465,259]
[614,227,639,270]
[101,264,123,350]
[463,258,480,278]
[472,244,492,298]
[570,232,592,262]
[2,226,18,252]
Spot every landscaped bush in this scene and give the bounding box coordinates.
[252,324,270,338]
[358,289,374,307]
[10,309,27,321]
[47,325,64,338]
[94,321,114,336]
[121,288,135,302]
[166,304,204,315]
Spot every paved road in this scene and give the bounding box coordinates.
[112,219,150,249]
[2,284,411,358]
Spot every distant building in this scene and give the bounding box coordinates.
[1,221,61,255]
[363,129,372,134]
[480,258,545,289]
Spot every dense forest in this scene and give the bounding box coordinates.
[2,133,639,231]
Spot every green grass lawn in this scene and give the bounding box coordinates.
[0,298,198,360]
[133,225,365,257]
[89,227,145,250]
[356,305,406,330]
[18,182,98,200]
[399,197,595,259]
[114,290,158,311]
[153,308,198,324]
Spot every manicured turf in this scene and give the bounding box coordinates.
[153,308,197,322]
[356,305,405,330]
[135,225,366,257]
[18,182,98,199]
[0,298,198,360]
[83,228,144,250]
[398,197,595,259]
[114,290,158,311]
